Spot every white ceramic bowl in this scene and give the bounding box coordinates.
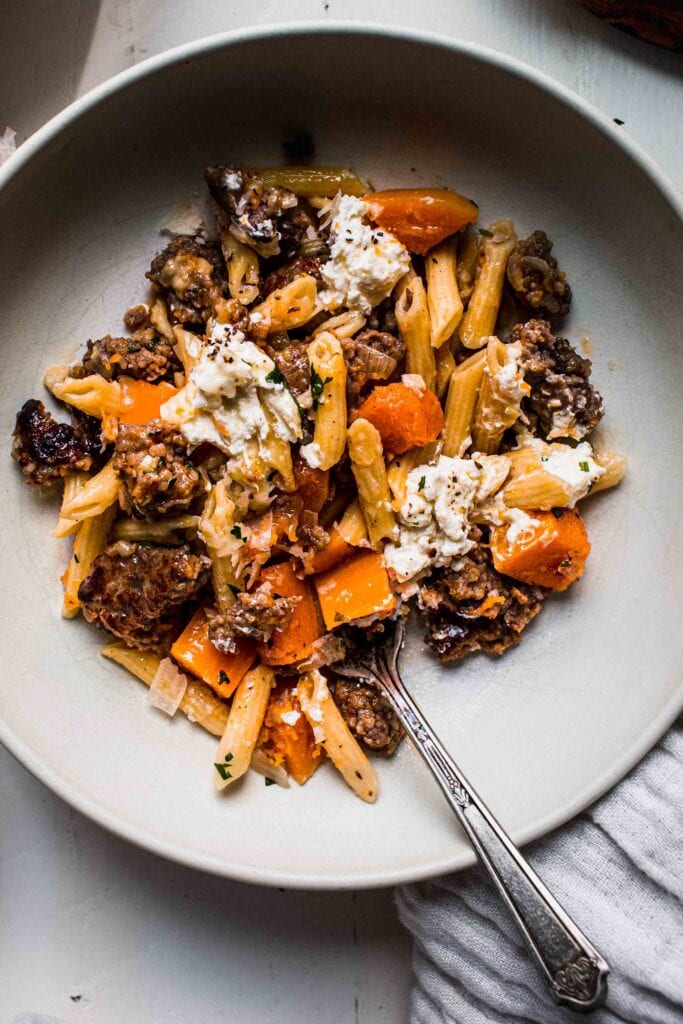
[1,24,682,889]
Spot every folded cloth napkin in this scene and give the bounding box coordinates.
[396,719,683,1024]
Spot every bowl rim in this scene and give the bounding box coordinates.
[1,20,682,890]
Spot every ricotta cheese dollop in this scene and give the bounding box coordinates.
[318,195,411,314]
[160,319,302,457]
[524,436,604,506]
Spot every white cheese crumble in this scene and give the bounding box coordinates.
[504,506,539,544]
[280,710,301,727]
[318,194,410,314]
[384,456,483,583]
[160,319,302,458]
[299,441,324,469]
[525,437,604,506]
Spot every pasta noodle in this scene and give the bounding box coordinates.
[459,220,517,349]
[214,663,274,790]
[425,238,463,348]
[311,309,366,339]
[221,229,260,305]
[244,166,367,197]
[435,341,457,399]
[62,504,116,618]
[112,514,199,542]
[56,460,119,535]
[441,350,486,457]
[149,297,175,341]
[54,471,90,537]
[101,643,229,736]
[456,226,479,306]
[173,325,203,375]
[471,337,528,454]
[252,274,318,333]
[199,479,245,613]
[347,418,397,547]
[591,452,627,494]
[44,366,121,419]
[395,270,436,392]
[335,498,369,546]
[298,671,378,803]
[387,442,438,512]
[304,331,347,471]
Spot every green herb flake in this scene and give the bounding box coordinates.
[613,117,625,126]
[230,525,243,539]
[418,475,426,491]
[541,455,548,462]
[311,368,333,409]
[560,560,570,568]
[552,508,564,519]
[214,763,232,781]
[478,227,494,238]
[579,461,590,472]
[265,367,286,385]
[265,777,276,787]
[229,584,241,597]
[218,670,230,686]
[73,553,80,564]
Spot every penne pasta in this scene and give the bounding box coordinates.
[395,270,436,392]
[456,225,479,306]
[435,341,457,399]
[112,514,199,542]
[387,442,438,512]
[62,504,116,618]
[252,274,319,333]
[199,479,245,613]
[221,229,260,305]
[214,663,274,790]
[591,452,627,494]
[459,220,517,349]
[503,468,573,510]
[425,238,463,348]
[56,460,119,534]
[173,325,203,375]
[101,643,229,736]
[244,166,367,197]
[44,366,121,419]
[302,331,347,471]
[54,471,90,537]
[335,497,370,546]
[471,337,529,454]
[441,351,486,457]
[297,671,378,803]
[149,296,175,341]
[311,309,366,339]
[347,418,397,547]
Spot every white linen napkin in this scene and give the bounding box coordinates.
[396,719,683,1023]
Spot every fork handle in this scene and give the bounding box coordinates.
[380,665,609,1011]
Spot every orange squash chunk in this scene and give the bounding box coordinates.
[314,550,397,629]
[257,562,324,666]
[490,509,591,592]
[307,527,357,575]
[365,188,478,255]
[352,381,445,455]
[259,685,323,785]
[119,378,179,425]
[293,453,330,513]
[171,607,256,699]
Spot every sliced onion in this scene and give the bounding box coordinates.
[251,749,290,788]
[298,634,347,671]
[148,658,189,717]
[353,343,396,378]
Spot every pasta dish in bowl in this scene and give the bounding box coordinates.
[12,163,626,803]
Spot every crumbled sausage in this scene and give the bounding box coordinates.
[79,541,210,650]
[332,679,404,755]
[80,329,181,383]
[147,234,228,326]
[264,335,311,401]
[262,255,322,298]
[342,328,406,407]
[123,305,152,331]
[113,420,207,516]
[507,230,572,317]
[366,297,399,336]
[512,319,604,440]
[204,166,319,258]
[418,541,546,661]
[12,400,97,486]
[208,582,301,653]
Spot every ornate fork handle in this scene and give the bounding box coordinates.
[360,622,609,1012]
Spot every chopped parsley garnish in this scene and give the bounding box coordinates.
[265,777,276,787]
[613,117,625,126]
[579,461,590,472]
[230,525,243,539]
[218,670,230,686]
[418,475,426,491]
[560,560,570,568]
[265,367,286,385]
[541,455,548,462]
[478,227,494,238]
[214,762,232,780]
[73,553,79,564]
[311,368,333,409]
[552,508,564,518]
[228,584,241,597]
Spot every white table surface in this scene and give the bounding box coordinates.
[2,3,681,1022]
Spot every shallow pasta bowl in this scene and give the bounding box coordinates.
[1,24,682,889]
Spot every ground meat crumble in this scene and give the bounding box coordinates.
[512,319,604,440]
[332,679,405,756]
[78,541,210,650]
[147,234,228,326]
[112,420,207,517]
[208,582,301,653]
[80,330,181,383]
[507,230,572,318]
[261,255,322,298]
[418,541,546,661]
[342,328,406,408]
[12,400,99,486]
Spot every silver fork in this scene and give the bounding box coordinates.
[334,616,609,1012]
